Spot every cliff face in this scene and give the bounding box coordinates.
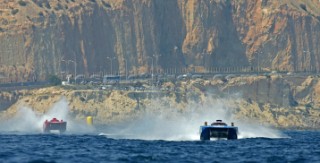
[0,0,320,82]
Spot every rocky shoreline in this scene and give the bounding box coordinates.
[1,75,320,129]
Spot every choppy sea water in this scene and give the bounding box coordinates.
[0,131,320,162]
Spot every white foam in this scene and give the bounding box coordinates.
[101,98,287,140]
[0,95,286,139]
[0,97,95,134]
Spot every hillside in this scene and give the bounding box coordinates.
[1,75,320,129]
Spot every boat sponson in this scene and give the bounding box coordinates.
[44,122,67,132]
[200,126,238,140]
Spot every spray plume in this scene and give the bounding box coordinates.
[101,97,287,140]
[0,97,94,134]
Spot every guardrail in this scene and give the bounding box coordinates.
[0,81,50,91]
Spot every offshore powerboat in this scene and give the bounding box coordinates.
[200,120,238,140]
[43,118,67,133]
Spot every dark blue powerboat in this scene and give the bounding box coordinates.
[200,120,238,140]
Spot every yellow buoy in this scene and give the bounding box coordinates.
[86,116,93,125]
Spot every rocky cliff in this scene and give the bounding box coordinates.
[0,0,320,82]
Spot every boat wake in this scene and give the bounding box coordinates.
[0,97,94,134]
[98,98,287,141]
[0,97,287,140]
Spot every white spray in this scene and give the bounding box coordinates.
[0,97,94,134]
[102,97,287,140]
[0,96,286,139]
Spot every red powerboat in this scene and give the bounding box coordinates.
[43,118,67,133]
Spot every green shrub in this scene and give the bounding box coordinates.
[11,9,19,15]
[305,103,312,108]
[102,1,111,8]
[45,2,51,9]
[38,11,44,17]
[48,74,61,86]
[300,4,307,11]
[18,0,27,6]
[32,0,43,8]
[54,3,63,11]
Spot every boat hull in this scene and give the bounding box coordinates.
[200,126,238,140]
[43,121,67,133]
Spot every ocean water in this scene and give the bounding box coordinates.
[0,98,319,162]
[0,131,320,162]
